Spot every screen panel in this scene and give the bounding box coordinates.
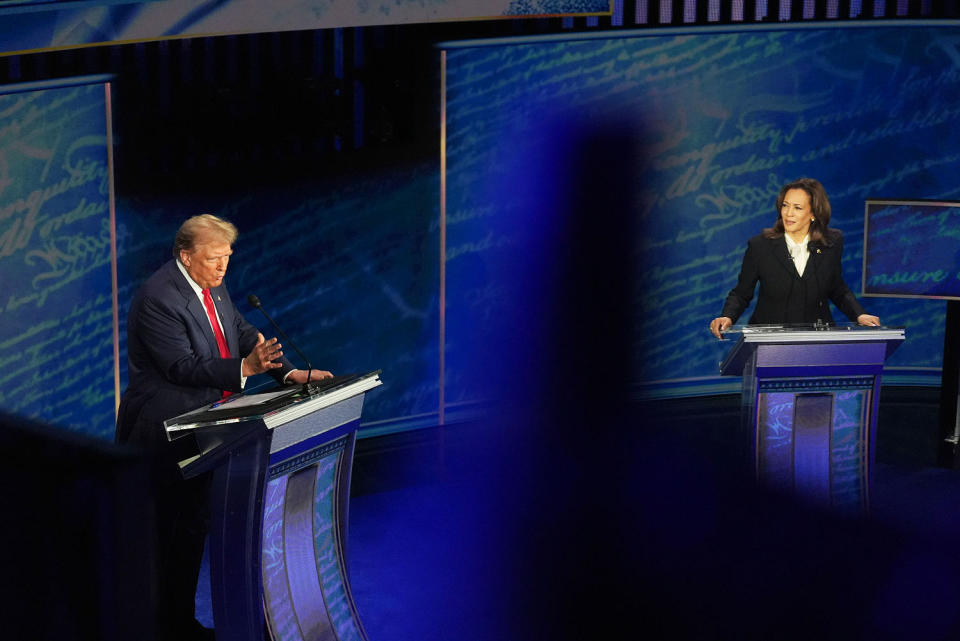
[0,77,118,439]
[863,199,960,300]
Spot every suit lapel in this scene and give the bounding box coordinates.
[771,236,798,279]
[802,241,825,281]
[169,260,221,355]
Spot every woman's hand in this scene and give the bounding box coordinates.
[709,317,733,339]
[857,314,881,327]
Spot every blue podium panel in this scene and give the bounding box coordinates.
[755,391,795,496]
[263,427,367,641]
[793,394,833,506]
[831,390,871,511]
[755,384,871,512]
[167,373,381,641]
[722,326,903,512]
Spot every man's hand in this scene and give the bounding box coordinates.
[242,333,284,376]
[857,314,881,327]
[709,316,733,339]
[286,368,334,384]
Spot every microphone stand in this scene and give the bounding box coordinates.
[247,294,314,395]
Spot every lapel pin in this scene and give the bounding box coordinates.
[816,248,821,254]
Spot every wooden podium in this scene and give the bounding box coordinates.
[164,371,382,641]
[720,326,904,512]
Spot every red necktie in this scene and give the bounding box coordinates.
[202,288,232,398]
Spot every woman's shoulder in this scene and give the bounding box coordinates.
[822,228,844,247]
[748,232,779,248]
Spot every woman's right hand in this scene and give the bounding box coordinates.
[709,317,733,339]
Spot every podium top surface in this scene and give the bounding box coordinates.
[725,323,906,344]
[164,370,382,435]
[718,325,905,376]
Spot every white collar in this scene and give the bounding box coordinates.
[784,233,809,252]
[176,258,205,296]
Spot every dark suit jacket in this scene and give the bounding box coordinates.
[116,259,293,449]
[720,230,866,326]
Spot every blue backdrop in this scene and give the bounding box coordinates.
[0,78,116,439]
[864,200,960,299]
[443,24,960,402]
[115,164,441,436]
[4,22,960,441]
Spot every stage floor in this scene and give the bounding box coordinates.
[197,388,960,639]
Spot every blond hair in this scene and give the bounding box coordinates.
[173,214,238,258]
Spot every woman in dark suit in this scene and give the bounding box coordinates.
[709,178,880,338]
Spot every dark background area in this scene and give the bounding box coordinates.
[2,1,960,434]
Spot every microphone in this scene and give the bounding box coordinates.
[808,242,825,326]
[247,294,314,392]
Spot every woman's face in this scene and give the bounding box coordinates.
[780,188,814,239]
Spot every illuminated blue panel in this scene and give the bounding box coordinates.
[262,475,300,641]
[0,0,612,56]
[793,393,832,505]
[831,389,868,512]
[116,166,440,432]
[312,455,364,641]
[757,391,795,493]
[755,384,871,511]
[0,77,116,439]
[864,200,960,299]
[444,25,960,401]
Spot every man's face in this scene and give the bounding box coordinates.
[180,234,233,289]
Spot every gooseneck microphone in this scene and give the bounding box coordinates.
[808,242,825,328]
[247,293,314,391]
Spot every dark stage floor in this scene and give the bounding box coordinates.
[197,386,960,640]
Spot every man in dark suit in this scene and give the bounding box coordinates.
[117,214,330,641]
[710,178,880,337]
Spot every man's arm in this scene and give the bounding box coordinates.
[134,294,245,391]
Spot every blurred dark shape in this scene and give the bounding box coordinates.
[444,112,642,639]
[0,412,159,641]
[445,111,960,640]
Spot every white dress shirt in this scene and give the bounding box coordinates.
[176,259,247,389]
[785,233,810,277]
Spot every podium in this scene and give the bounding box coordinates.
[164,371,382,641]
[719,326,904,512]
